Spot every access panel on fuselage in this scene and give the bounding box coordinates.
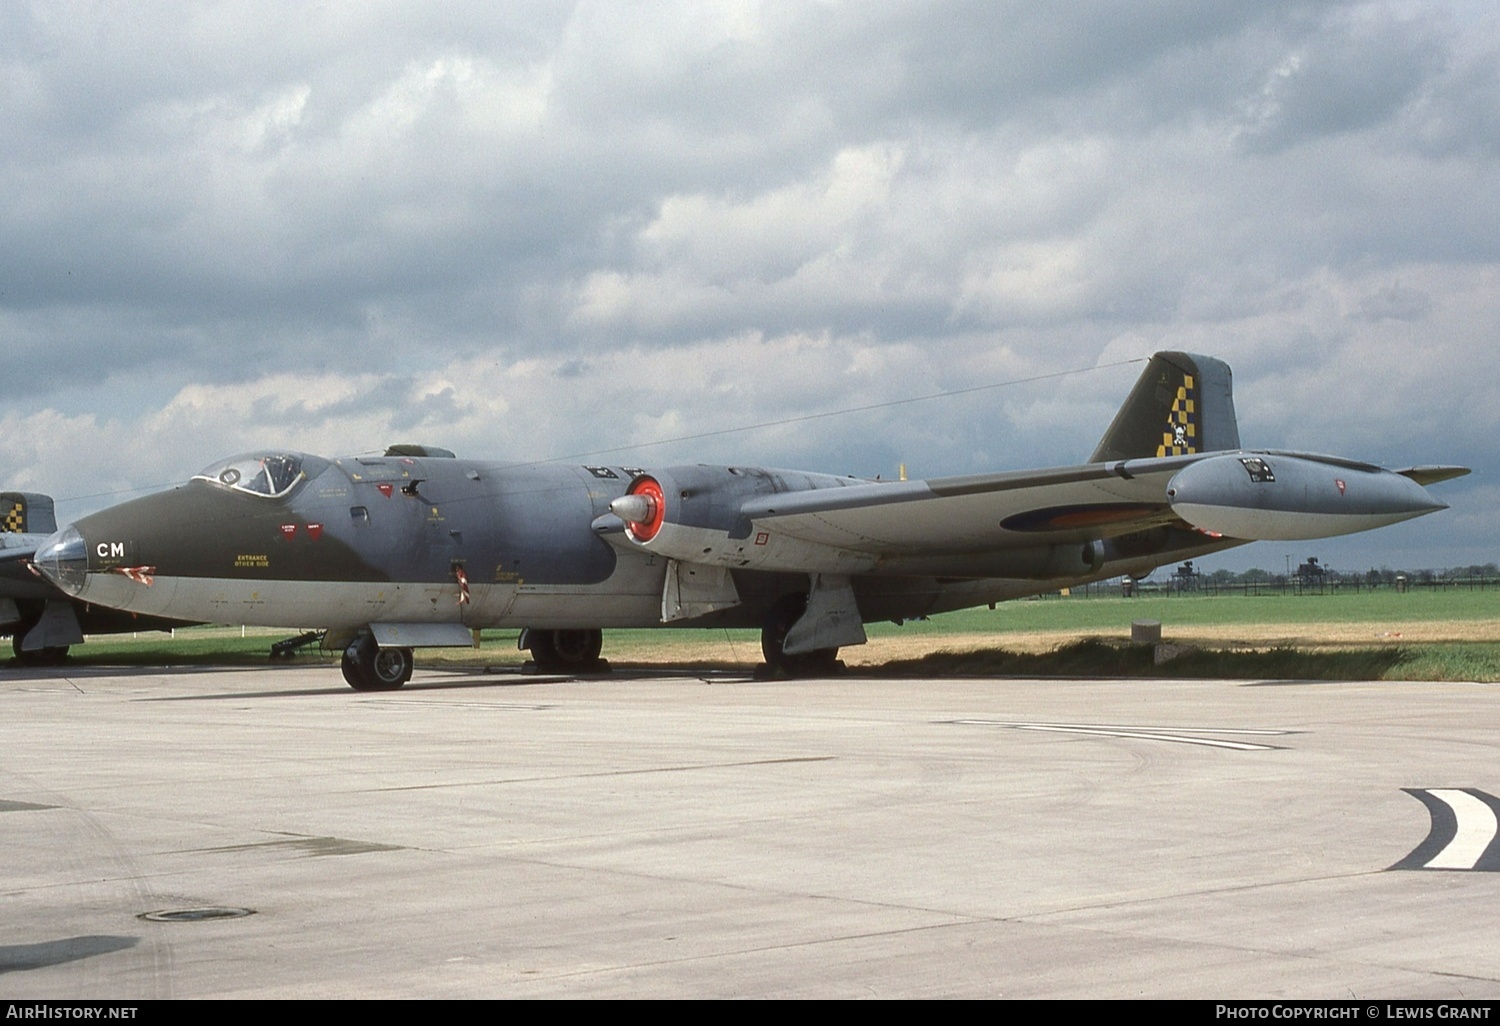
[380,460,635,624]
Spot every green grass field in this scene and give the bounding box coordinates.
[861,587,1500,635]
[13,585,1500,681]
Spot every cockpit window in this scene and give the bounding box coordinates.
[193,452,325,498]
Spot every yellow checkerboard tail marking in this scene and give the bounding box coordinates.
[1157,373,1198,457]
[1088,353,1238,463]
[3,498,25,534]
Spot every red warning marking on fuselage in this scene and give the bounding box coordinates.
[279,524,298,539]
[377,484,394,498]
[307,523,324,541]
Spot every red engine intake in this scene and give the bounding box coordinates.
[618,476,665,543]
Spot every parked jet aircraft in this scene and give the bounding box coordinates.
[2,491,187,661]
[30,353,1466,689]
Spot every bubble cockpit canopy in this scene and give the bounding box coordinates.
[192,452,328,499]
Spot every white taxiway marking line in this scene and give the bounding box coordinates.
[1011,724,1275,751]
[1422,789,1500,869]
[948,720,1289,751]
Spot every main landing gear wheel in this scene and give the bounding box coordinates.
[10,616,69,665]
[760,594,839,678]
[527,628,604,673]
[341,636,414,691]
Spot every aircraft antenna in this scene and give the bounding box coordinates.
[506,356,1147,469]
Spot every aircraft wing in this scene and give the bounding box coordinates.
[0,539,45,596]
[602,445,1458,580]
[737,457,1194,554]
[1,543,41,573]
[726,449,1457,571]
[1,536,41,561]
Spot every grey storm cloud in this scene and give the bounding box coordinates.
[1,0,1496,572]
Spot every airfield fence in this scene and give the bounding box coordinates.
[1065,575,1500,599]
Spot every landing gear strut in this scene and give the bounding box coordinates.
[524,628,605,673]
[760,594,839,678]
[9,613,69,665]
[11,634,69,664]
[341,635,414,691]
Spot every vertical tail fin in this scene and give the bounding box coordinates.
[2,493,57,535]
[1089,352,1240,462]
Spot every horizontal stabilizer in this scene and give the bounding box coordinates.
[1395,465,1471,486]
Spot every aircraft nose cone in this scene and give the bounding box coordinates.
[32,526,88,596]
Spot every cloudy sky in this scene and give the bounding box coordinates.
[3,1,1496,574]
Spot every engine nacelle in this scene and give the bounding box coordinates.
[1167,453,1446,541]
[876,539,1106,579]
[609,466,882,574]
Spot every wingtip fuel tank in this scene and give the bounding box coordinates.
[1166,453,1451,541]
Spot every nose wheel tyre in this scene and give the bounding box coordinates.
[342,636,414,690]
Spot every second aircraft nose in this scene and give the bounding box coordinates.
[31,526,88,596]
